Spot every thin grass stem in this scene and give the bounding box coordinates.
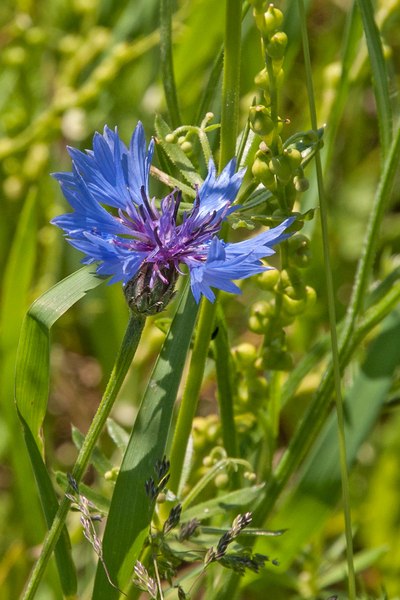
[296,3,356,598]
[160,0,181,129]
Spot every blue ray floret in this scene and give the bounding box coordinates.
[52,122,294,304]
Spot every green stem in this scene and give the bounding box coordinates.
[345,121,400,333]
[219,0,243,170]
[214,304,239,461]
[160,0,181,129]
[21,314,145,600]
[296,4,357,598]
[168,298,218,496]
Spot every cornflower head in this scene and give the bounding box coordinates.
[52,122,293,314]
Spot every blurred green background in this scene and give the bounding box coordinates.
[1,0,400,598]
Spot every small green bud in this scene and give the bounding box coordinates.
[252,152,275,187]
[104,467,120,482]
[165,133,176,143]
[156,492,166,503]
[266,32,288,59]
[264,4,284,33]
[284,148,302,171]
[181,141,193,154]
[178,136,186,144]
[251,300,275,317]
[233,343,258,369]
[214,473,229,489]
[294,175,310,192]
[254,68,270,91]
[256,268,280,290]
[248,314,270,335]
[272,58,284,74]
[249,105,274,137]
[282,293,307,315]
[203,456,213,467]
[279,268,305,298]
[288,234,312,268]
[305,286,317,310]
[269,155,292,183]
[303,129,319,143]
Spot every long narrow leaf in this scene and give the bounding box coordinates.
[15,265,107,595]
[358,0,392,158]
[92,283,200,599]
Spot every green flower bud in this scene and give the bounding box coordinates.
[249,105,274,137]
[203,456,213,467]
[124,263,178,316]
[272,58,284,74]
[264,4,284,33]
[256,268,280,290]
[305,285,317,310]
[294,175,310,192]
[284,147,302,170]
[238,376,268,409]
[303,129,319,143]
[234,343,258,369]
[165,133,176,143]
[260,347,293,371]
[254,68,270,91]
[282,293,307,315]
[181,141,193,154]
[266,32,288,59]
[251,300,275,317]
[279,268,305,298]
[178,136,186,144]
[269,155,292,183]
[252,152,275,187]
[288,234,312,268]
[214,473,229,489]
[156,492,166,503]
[248,314,270,335]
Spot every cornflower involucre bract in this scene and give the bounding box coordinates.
[52,122,293,307]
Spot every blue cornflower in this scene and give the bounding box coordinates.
[52,122,293,306]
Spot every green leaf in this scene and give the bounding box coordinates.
[106,418,129,453]
[0,187,44,544]
[92,282,200,599]
[181,485,265,522]
[150,164,197,198]
[15,264,108,452]
[227,213,256,230]
[358,0,392,158]
[15,265,107,595]
[317,545,389,589]
[154,113,203,186]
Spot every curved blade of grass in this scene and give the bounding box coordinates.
[15,264,108,453]
[0,187,44,544]
[358,0,393,158]
[92,282,199,600]
[181,485,265,522]
[160,0,181,129]
[15,265,107,596]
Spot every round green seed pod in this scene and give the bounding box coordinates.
[257,268,280,290]
[249,105,274,137]
[165,133,176,143]
[279,268,305,297]
[234,343,258,369]
[264,4,284,33]
[288,234,312,268]
[267,32,288,59]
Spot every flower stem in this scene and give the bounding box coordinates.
[167,297,218,496]
[297,1,356,599]
[219,0,243,170]
[160,0,181,129]
[21,314,145,600]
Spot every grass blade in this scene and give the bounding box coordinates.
[358,0,393,158]
[92,282,200,599]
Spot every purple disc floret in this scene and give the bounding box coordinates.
[51,122,294,303]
